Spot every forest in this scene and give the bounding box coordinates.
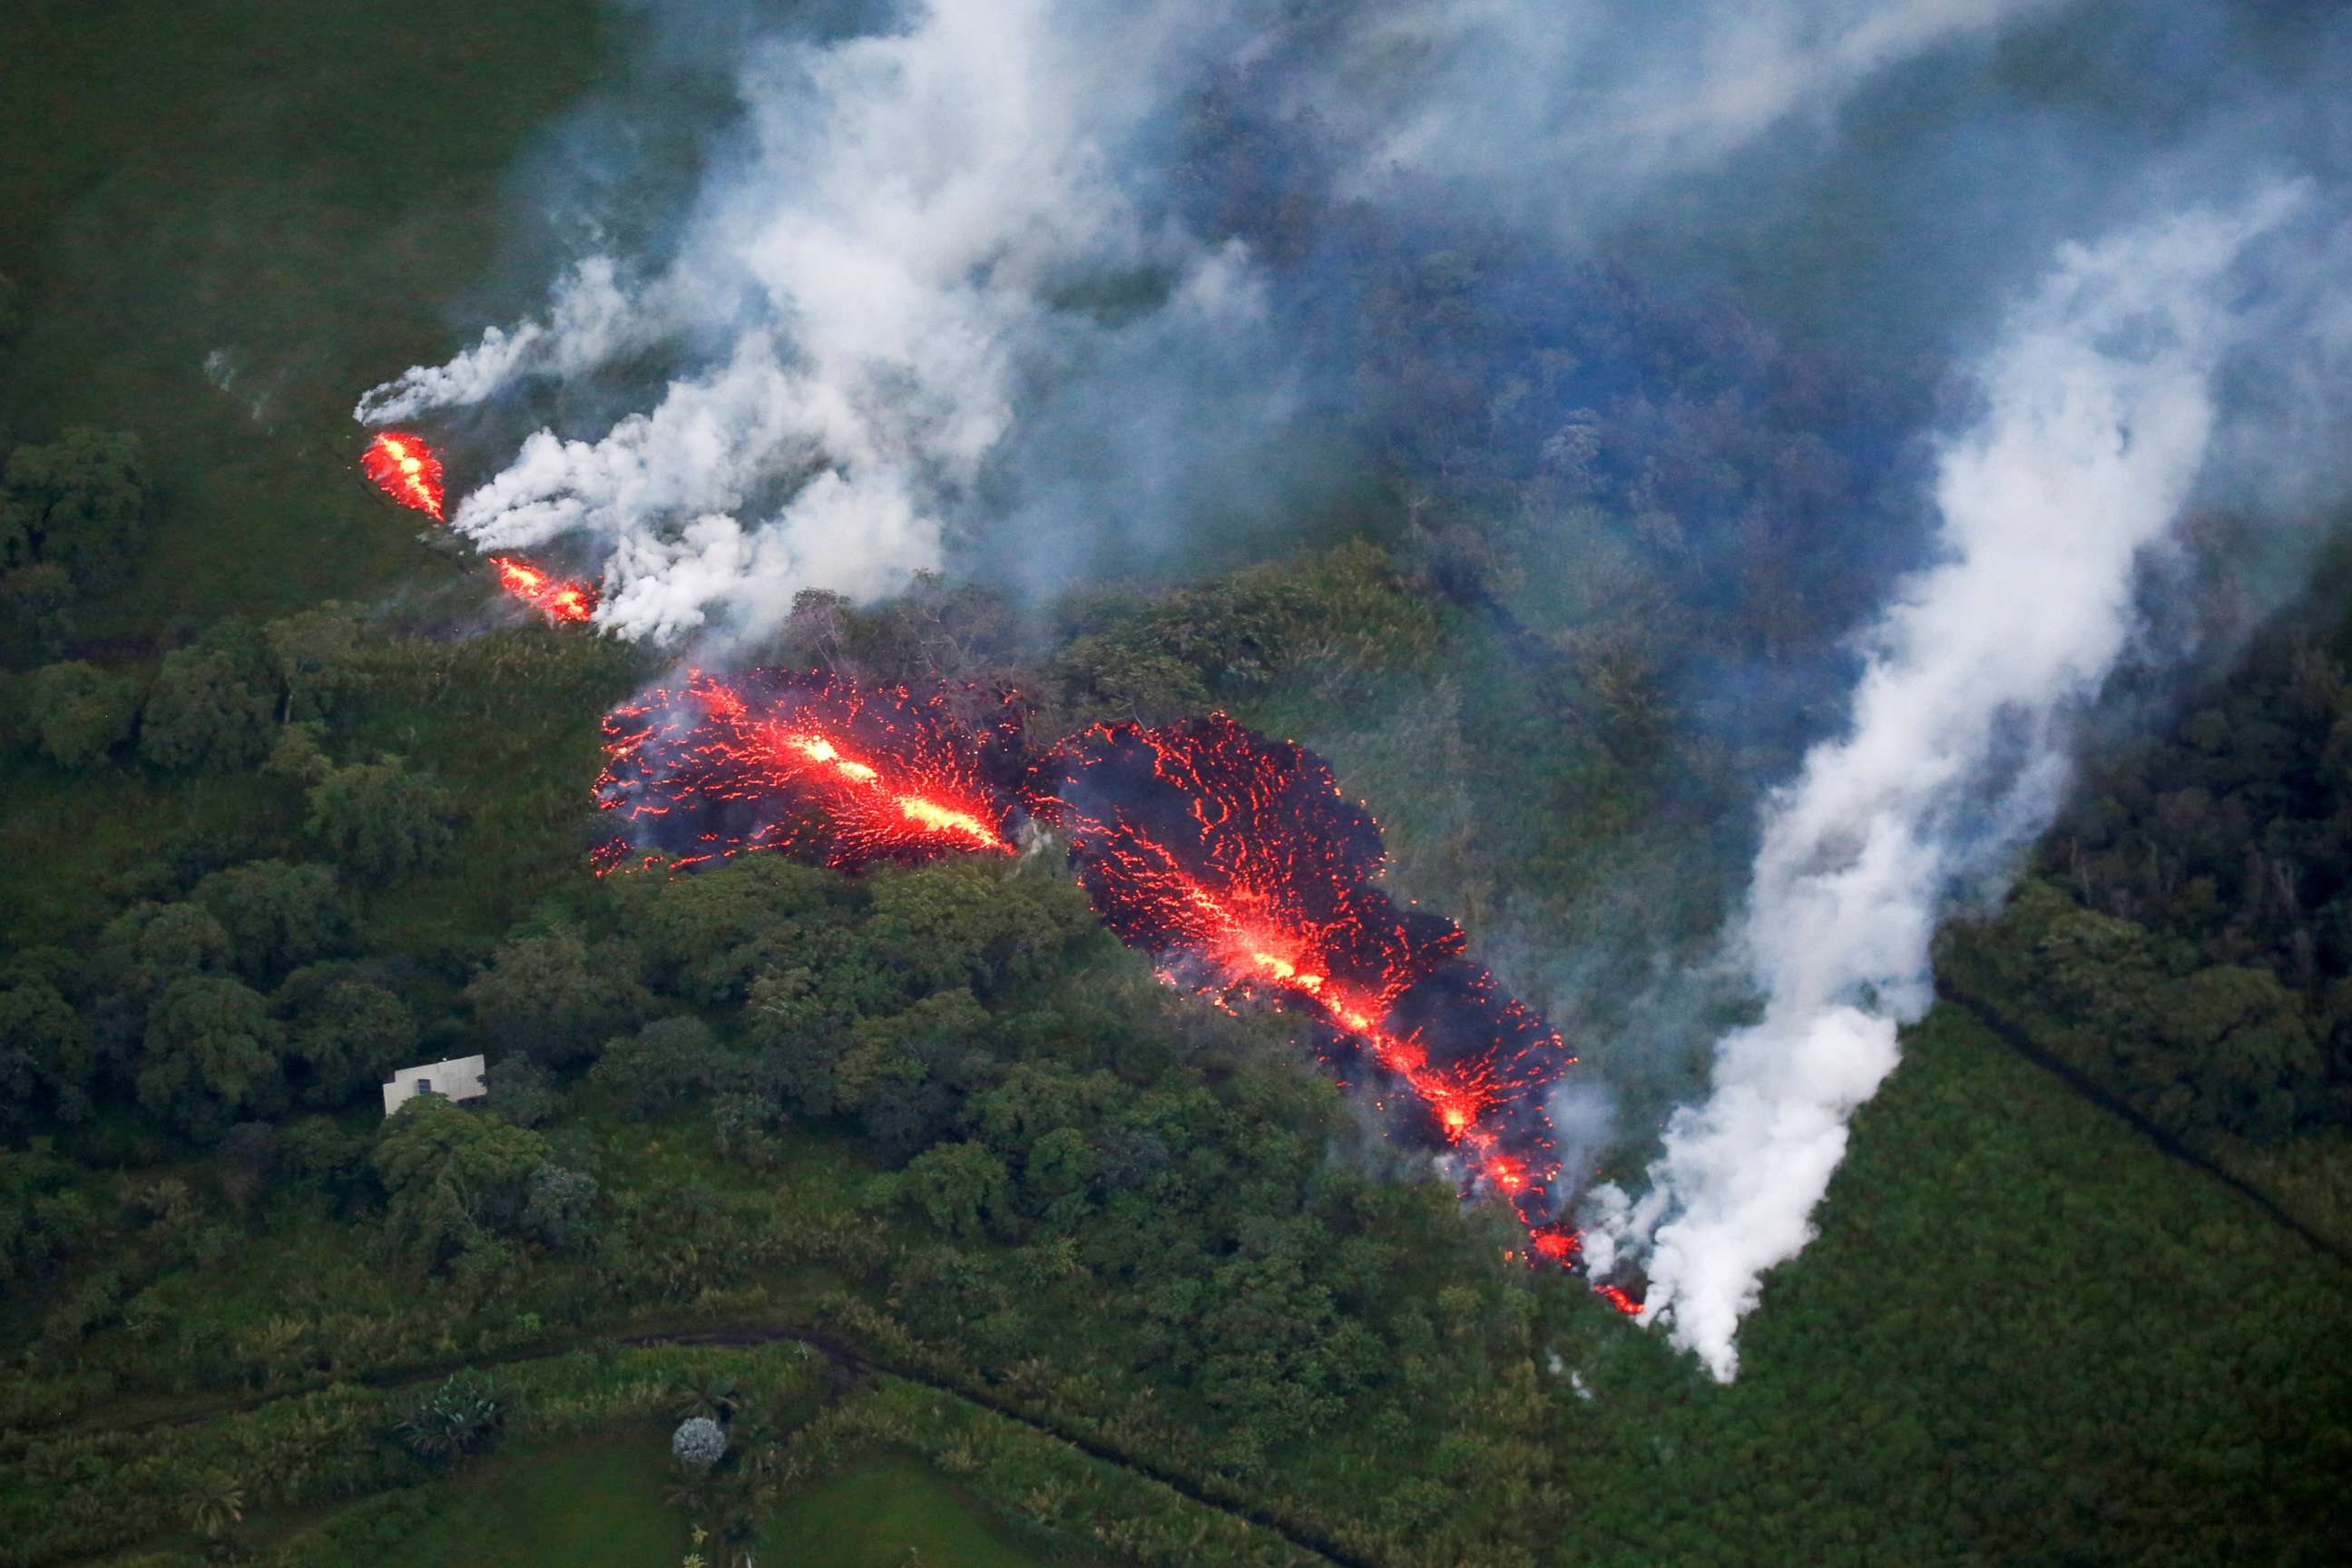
[4,1,2349,1565]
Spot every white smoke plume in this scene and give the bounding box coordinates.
[358,0,1264,642]
[355,0,2057,644]
[1295,0,2056,209]
[354,257,642,425]
[1583,186,2310,1382]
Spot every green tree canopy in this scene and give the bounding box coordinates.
[191,861,350,982]
[261,603,369,723]
[864,861,1096,995]
[902,1139,1012,1240]
[0,427,148,588]
[138,625,276,771]
[135,974,285,1136]
[612,852,848,1004]
[465,928,649,1068]
[27,660,137,769]
[373,1095,556,1270]
[0,563,75,668]
[102,899,233,985]
[589,1015,740,1118]
[0,979,96,1134]
[303,757,456,880]
[278,968,416,1108]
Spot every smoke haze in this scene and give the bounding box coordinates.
[356,0,2048,644]
[1584,188,2326,1380]
[356,0,2352,1377]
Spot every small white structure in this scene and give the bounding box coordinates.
[382,1054,489,1116]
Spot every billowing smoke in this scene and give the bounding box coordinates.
[356,0,2044,644]
[359,0,1271,642]
[1583,187,2315,1381]
[354,0,2352,1377]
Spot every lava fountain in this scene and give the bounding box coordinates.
[360,432,445,518]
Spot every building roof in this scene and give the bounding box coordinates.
[381,1054,489,1116]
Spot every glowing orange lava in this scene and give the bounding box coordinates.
[593,670,1018,873]
[1033,716,1577,1227]
[592,680,1645,1315]
[490,555,599,623]
[361,432,445,518]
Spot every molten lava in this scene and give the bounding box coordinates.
[490,555,599,624]
[594,669,1019,873]
[361,432,445,518]
[1032,715,1577,1233]
[591,675,1641,1312]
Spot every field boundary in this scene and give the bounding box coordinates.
[1936,981,2352,1271]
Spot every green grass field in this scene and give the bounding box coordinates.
[760,1459,1054,1568]
[356,1434,681,1567]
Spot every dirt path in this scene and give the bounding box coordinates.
[23,1314,1370,1568]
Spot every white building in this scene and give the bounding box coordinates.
[382,1054,489,1116]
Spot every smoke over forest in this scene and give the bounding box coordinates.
[356,0,2352,1379]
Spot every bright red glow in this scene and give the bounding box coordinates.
[593,669,1019,873]
[361,432,445,518]
[1032,714,1576,1232]
[490,555,599,624]
[593,680,1640,1312]
[1592,1283,1645,1317]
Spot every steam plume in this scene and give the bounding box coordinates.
[1585,187,2310,1381]
[355,0,2049,643]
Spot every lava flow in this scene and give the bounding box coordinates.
[591,674,1638,1309]
[490,555,600,624]
[360,432,445,518]
[593,669,1019,873]
[1031,714,1578,1234]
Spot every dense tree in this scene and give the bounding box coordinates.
[303,757,456,880]
[26,660,137,769]
[138,626,276,770]
[612,853,847,1004]
[260,602,368,723]
[135,974,285,1136]
[590,1015,740,1119]
[902,1140,1013,1240]
[277,969,416,1108]
[0,1144,95,1286]
[0,427,149,588]
[0,563,74,668]
[863,861,1096,996]
[102,899,233,986]
[0,978,96,1133]
[373,1096,561,1271]
[518,1164,597,1249]
[466,929,650,1068]
[189,861,350,983]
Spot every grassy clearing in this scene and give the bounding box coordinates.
[760,1457,1054,1568]
[1550,1005,2352,1567]
[0,0,612,633]
[356,1431,681,1568]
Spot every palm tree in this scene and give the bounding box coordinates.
[181,1475,244,1540]
[668,1375,746,1426]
